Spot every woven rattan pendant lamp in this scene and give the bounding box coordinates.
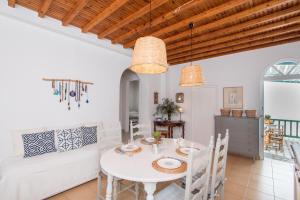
[179,23,204,86]
[129,0,168,74]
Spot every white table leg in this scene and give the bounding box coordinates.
[105,174,113,200]
[143,182,156,200]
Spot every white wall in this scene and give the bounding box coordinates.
[264,81,300,120]
[0,4,163,161]
[167,41,300,140]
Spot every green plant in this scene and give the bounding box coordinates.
[152,131,161,139]
[265,114,271,119]
[155,98,179,120]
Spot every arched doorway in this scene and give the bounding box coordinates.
[119,69,140,142]
[263,59,300,160]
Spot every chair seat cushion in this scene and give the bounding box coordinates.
[154,183,185,200]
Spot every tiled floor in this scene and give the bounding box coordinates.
[48,154,294,200]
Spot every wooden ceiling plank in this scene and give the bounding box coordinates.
[8,0,16,8]
[164,0,293,44]
[167,4,300,51]
[38,0,54,18]
[170,37,300,65]
[112,0,208,44]
[62,0,88,26]
[97,0,169,38]
[168,14,300,58]
[168,23,300,60]
[82,0,130,33]
[123,0,249,48]
[169,32,300,64]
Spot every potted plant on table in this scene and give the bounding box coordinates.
[155,98,179,121]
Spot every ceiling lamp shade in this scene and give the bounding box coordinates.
[179,65,204,87]
[129,36,168,74]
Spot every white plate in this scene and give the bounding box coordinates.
[179,147,200,155]
[145,137,155,143]
[157,158,182,169]
[121,144,139,152]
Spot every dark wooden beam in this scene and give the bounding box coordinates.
[38,0,54,18]
[62,0,88,26]
[82,0,130,33]
[8,0,16,8]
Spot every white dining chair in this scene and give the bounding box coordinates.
[209,130,229,200]
[154,136,214,200]
[130,121,151,141]
[97,167,139,200]
[97,121,139,200]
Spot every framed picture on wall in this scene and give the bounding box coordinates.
[154,92,159,104]
[176,93,184,103]
[223,87,243,109]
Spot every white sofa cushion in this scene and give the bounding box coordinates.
[11,127,47,157]
[56,127,83,152]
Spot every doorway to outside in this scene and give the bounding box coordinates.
[263,59,300,161]
[119,69,140,143]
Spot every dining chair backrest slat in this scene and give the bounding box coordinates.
[130,121,151,141]
[184,136,214,200]
[210,129,229,200]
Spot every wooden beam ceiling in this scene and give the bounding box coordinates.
[171,37,300,65]
[82,0,130,33]
[168,14,300,59]
[62,0,89,26]
[8,0,16,8]
[38,0,54,18]
[169,32,300,64]
[125,0,293,48]
[112,0,208,44]
[97,0,169,38]
[123,0,250,48]
[8,0,300,64]
[167,4,300,51]
[169,23,300,61]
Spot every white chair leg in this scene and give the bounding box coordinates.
[97,173,102,200]
[220,185,224,200]
[135,183,139,200]
[113,179,118,200]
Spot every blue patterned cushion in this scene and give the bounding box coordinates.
[22,130,56,158]
[57,127,83,152]
[82,126,97,146]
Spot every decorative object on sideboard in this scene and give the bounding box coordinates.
[176,92,184,103]
[264,114,273,124]
[154,92,159,104]
[245,110,257,118]
[43,78,93,110]
[178,107,183,121]
[223,87,243,109]
[155,98,179,121]
[232,109,243,118]
[220,109,231,117]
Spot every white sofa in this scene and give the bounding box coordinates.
[0,122,122,200]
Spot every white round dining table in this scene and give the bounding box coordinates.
[100,138,204,200]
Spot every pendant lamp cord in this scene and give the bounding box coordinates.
[189,22,193,65]
[150,0,152,31]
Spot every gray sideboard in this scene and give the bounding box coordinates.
[215,115,262,159]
